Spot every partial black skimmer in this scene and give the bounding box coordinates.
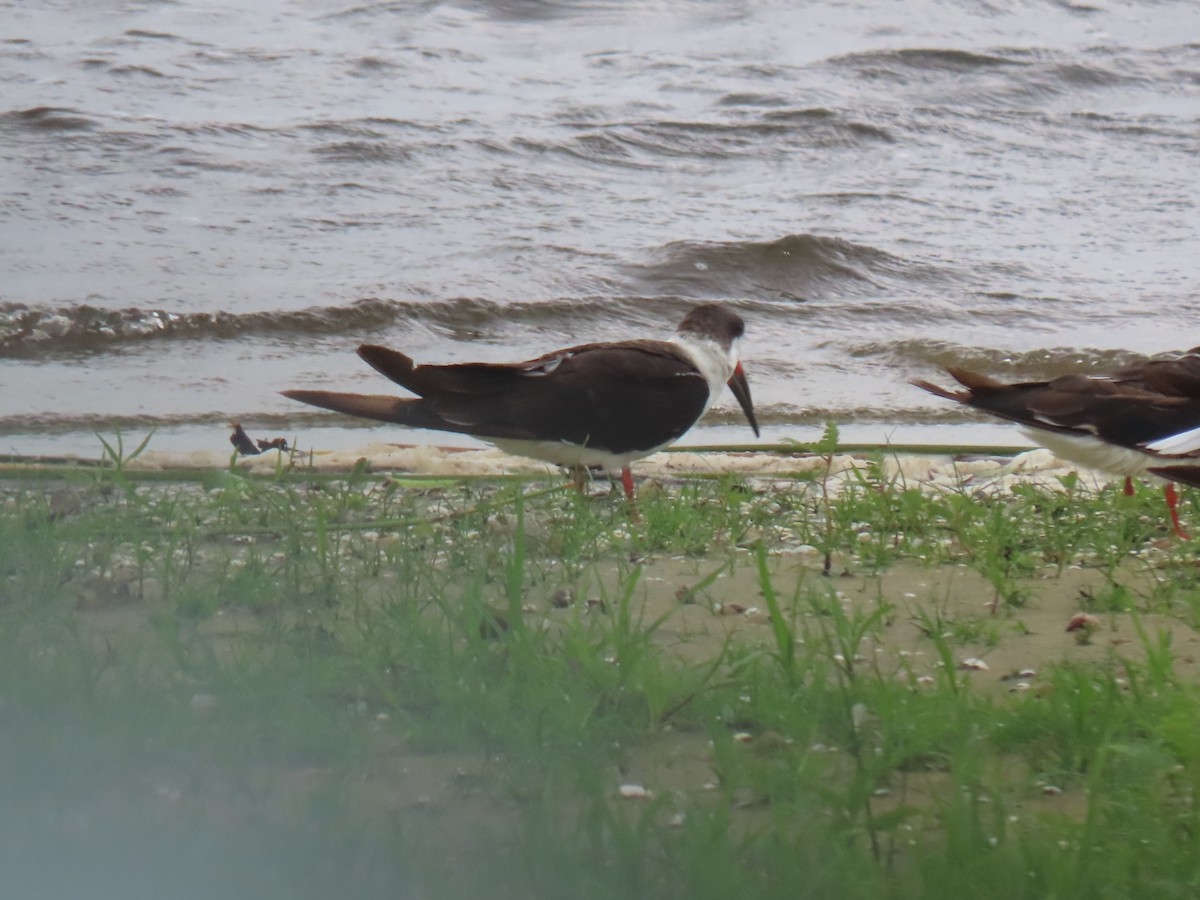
[913,349,1200,539]
[283,303,760,498]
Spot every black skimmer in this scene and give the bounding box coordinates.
[283,303,759,498]
[913,349,1200,539]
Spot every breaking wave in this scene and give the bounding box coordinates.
[622,233,950,301]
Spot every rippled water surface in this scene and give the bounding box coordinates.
[4,0,1200,455]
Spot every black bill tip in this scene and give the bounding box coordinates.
[727,362,759,438]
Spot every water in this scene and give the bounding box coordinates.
[4,0,1200,457]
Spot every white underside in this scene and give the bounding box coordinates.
[1019,427,1200,479]
[489,437,672,472]
[1023,428,1151,476]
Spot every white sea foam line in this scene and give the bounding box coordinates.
[89,444,1114,498]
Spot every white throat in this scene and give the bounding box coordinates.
[670,333,739,414]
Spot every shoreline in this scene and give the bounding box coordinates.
[1,441,1109,492]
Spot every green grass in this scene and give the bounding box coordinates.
[4,445,1200,898]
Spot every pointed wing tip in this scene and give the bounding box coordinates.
[281,389,338,407]
[357,343,411,361]
[911,377,968,403]
[277,389,421,426]
[280,389,349,414]
[357,344,421,389]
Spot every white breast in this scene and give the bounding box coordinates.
[669,333,737,415]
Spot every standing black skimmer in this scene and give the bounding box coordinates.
[283,303,759,498]
[913,348,1200,538]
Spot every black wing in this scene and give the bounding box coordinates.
[287,341,711,454]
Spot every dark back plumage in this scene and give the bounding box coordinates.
[913,349,1200,450]
[285,339,710,455]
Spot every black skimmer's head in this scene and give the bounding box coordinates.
[671,303,759,439]
[913,347,1200,537]
[282,303,759,498]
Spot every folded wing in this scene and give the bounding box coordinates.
[285,340,711,454]
[914,364,1200,451]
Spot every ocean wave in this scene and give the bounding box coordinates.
[848,338,1156,379]
[0,106,97,132]
[759,108,893,143]
[824,45,1152,113]
[300,117,446,137]
[529,108,893,168]
[312,140,414,164]
[631,114,893,154]
[0,300,403,357]
[0,412,250,436]
[123,29,185,42]
[512,134,655,170]
[622,233,937,301]
[109,64,170,78]
[0,296,743,357]
[829,47,1021,73]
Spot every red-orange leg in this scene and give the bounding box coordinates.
[621,467,635,500]
[1164,483,1190,540]
[620,466,640,520]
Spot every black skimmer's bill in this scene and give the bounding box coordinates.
[913,350,1200,538]
[283,303,759,498]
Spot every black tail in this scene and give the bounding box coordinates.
[1148,466,1200,489]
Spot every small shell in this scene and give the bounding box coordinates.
[1066,613,1101,632]
[958,658,989,671]
[850,703,868,730]
[1042,785,1064,796]
[618,784,654,799]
